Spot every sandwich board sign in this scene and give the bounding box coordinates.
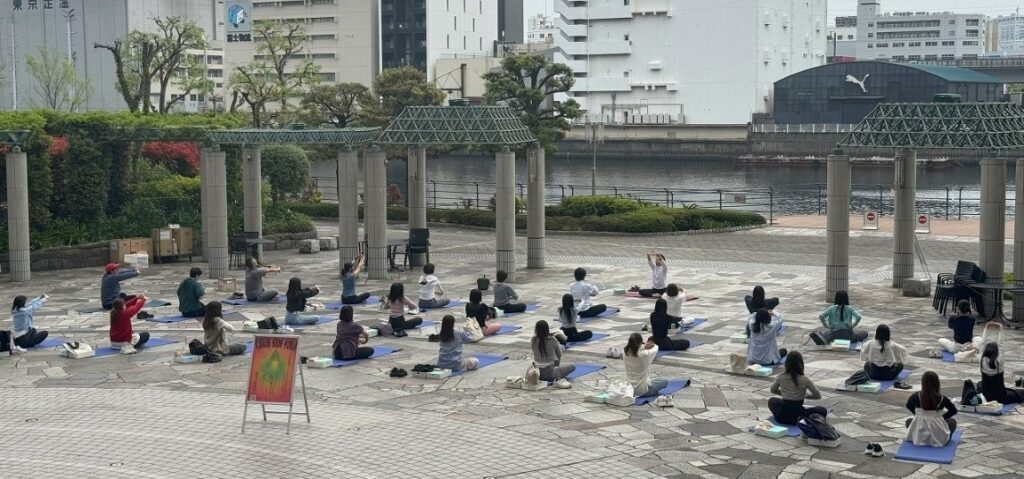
[862,211,878,230]
[241,334,310,434]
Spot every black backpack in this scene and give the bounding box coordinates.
[188,339,210,356]
[962,379,981,406]
[845,370,871,386]
[202,353,222,363]
[799,413,840,441]
[809,330,829,346]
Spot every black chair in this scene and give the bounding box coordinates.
[402,228,430,269]
[244,231,261,262]
[229,235,248,269]
[936,260,985,316]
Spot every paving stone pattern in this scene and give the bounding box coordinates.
[0,221,1022,478]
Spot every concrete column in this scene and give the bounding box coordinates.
[980,158,1007,316]
[825,153,850,302]
[496,147,516,281]
[892,149,917,288]
[205,148,229,279]
[527,147,545,269]
[242,147,263,260]
[407,146,427,266]
[1013,160,1024,321]
[365,149,388,280]
[337,148,360,271]
[6,150,30,281]
[200,147,209,259]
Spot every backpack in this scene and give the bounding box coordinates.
[188,339,210,356]
[844,370,871,386]
[202,352,222,363]
[376,322,394,338]
[798,413,840,441]
[962,379,981,406]
[809,330,829,346]
[0,330,10,353]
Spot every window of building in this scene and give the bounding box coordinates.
[624,70,629,77]
[472,18,475,32]
[624,0,629,4]
[876,42,888,47]
[966,29,979,37]
[454,16,457,30]
[867,43,873,48]
[892,42,905,47]
[942,53,955,59]
[867,33,873,38]
[447,35,450,48]
[967,19,980,26]
[925,54,938,60]
[925,41,937,46]
[949,20,956,25]
[963,40,979,46]
[479,37,482,49]
[463,0,466,12]
[847,34,853,39]
[942,40,955,46]
[310,0,334,4]
[908,42,920,47]
[463,35,467,49]
[949,30,956,36]
[963,53,978,58]
[907,55,921,60]
[624,34,629,41]
[867,22,873,27]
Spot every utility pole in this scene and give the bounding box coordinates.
[9,19,17,110]
[588,120,603,196]
[64,9,76,111]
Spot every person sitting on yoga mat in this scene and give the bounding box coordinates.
[437,314,479,372]
[650,298,689,351]
[746,309,786,366]
[177,267,206,318]
[860,324,907,381]
[623,333,666,398]
[905,371,957,447]
[109,296,150,353]
[569,267,607,318]
[101,263,140,310]
[340,254,371,305]
[768,351,827,425]
[11,294,49,349]
[744,285,779,314]
[492,269,527,314]
[939,300,983,353]
[383,283,423,336]
[637,251,668,297]
[817,290,868,342]
[465,289,501,336]
[284,277,321,325]
[418,263,450,310]
[558,294,594,342]
[532,320,574,388]
[978,323,1024,404]
[665,284,686,320]
[333,305,373,361]
[245,257,281,302]
[202,301,246,356]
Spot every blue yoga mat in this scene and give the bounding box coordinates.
[451,353,508,376]
[417,320,436,330]
[494,324,522,335]
[35,338,68,349]
[330,345,402,367]
[325,296,382,310]
[420,299,465,311]
[244,341,254,354]
[288,316,335,329]
[564,332,610,349]
[222,296,285,306]
[635,378,691,405]
[677,318,706,333]
[147,313,205,324]
[962,403,1017,416]
[876,369,912,393]
[94,337,177,357]
[895,430,962,464]
[564,363,606,381]
[500,304,541,317]
[656,340,703,357]
[577,307,620,323]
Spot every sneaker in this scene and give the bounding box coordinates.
[393,330,408,338]
[863,443,875,456]
[893,381,912,390]
[389,367,400,377]
[267,317,280,330]
[230,292,244,299]
[653,395,673,407]
[120,344,137,355]
[277,325,294,334]
[606,347,622,359]
[428,333,439,342]
[137,311,153,320]
[554,378,572,389]
[1015,377,1023,388]
[928,348,943,358]
[871,444,884,457]
[396,368,408,378]
[9,345,25,355]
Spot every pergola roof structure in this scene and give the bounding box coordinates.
[103,126,382,146]
[377,106,536,146]
[838,102,1024,151]
[0,130,33,147]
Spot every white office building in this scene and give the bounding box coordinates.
[0,0,220,111]
[855,1,986,61]
[527,13,556,45]
[989,15,1024,55]
[553,0,827,125]
[827,16,857,60]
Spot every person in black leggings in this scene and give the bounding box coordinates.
[333,306,374,360]
[558,294,593,342]
[768,352,827,424]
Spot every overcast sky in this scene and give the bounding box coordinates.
[522,0,1024,24]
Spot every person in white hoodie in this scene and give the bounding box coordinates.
[418,263,450,310]
[623,333,666,398]
[860,324,907,381]
[569,267,607,318]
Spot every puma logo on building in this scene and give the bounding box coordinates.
[845,74,870,93]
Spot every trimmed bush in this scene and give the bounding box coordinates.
[670,209,766,231]
[263,204,315,234]
[558,196,644,217]
[261,145,310,202]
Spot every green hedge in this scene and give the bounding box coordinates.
[555,195,645,217]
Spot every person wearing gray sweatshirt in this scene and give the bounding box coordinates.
[531,320,574,388]
[492,270,527,314]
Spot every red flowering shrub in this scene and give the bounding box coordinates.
[47,136,68,157]
[141,141,201,176]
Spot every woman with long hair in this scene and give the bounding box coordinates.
[746,308,786,366]
[333,305,373,360]
[284,277,321,325]
[768,352,826,425]
[109,295,150,352]
[623,333,665,398]
[202,301,246,356]
[860,324,907,381]
[11,294,48,349]
[905,371,957,447]
[531,320,574,388]
[340,254,372,304]
[818,291,867,342]
[650,298,689,351]
[559,293,593,342]
[465,289,496,323]
[437,314,479,371]
[382,282,423,335]
[745,285,780,313]
[979,323,1024,404]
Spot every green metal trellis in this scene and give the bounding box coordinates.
[839,102,1024,151]
[377,106,536,146]
[0,130,32,148]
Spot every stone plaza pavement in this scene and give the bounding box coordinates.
[1,220,1024,478]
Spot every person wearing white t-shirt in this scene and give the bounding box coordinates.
[417,263,450,310]
[638,252,668,297]
[569,267,607,318]
[623,333,666,398]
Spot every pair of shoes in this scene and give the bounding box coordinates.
[427,333,439,342]
[230,292,244,299]
[389,367,408,378]
[137,311,153,320]
[9,345,26,355]
[120,344,137,355]
[863,443,884,457]
[893,381,912,390]
[278,325,295,334]
[927,348,943,358]
[412,364,435,373]
[606,347,622,359]
[393,330,408,338]
[628,285,640,292]
[553,378,572,389]
[641,325,649,332]
[300,356,310,364]
[654,395,674,407]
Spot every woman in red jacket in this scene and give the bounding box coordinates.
[109,296,150,353]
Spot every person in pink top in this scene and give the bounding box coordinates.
[382,283,423,337]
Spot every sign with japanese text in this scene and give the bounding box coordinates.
[225,0,252,43]
[245,335,299,405]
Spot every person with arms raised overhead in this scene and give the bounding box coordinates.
[745,285,779,314]
[623,333,666,398]
[11,294,49,349]
[340,254,372,305]
[637,251,668,297]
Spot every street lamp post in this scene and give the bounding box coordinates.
[587,120,604,196]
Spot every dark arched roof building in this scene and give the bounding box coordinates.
[772,61,1005,125]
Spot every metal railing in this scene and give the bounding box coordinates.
[752,124,858,134]
[311,176,1019,223]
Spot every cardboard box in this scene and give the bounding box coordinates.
[586,392,609,404]
[110,239,131,263]
[124,252,149,269]
[856,382,881,393]
[129,237,152,255]
[805,437,841,448]
[173,354,202,364]
[172,228,193,255]
[754,425,789,438]
[305,357,331,369]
